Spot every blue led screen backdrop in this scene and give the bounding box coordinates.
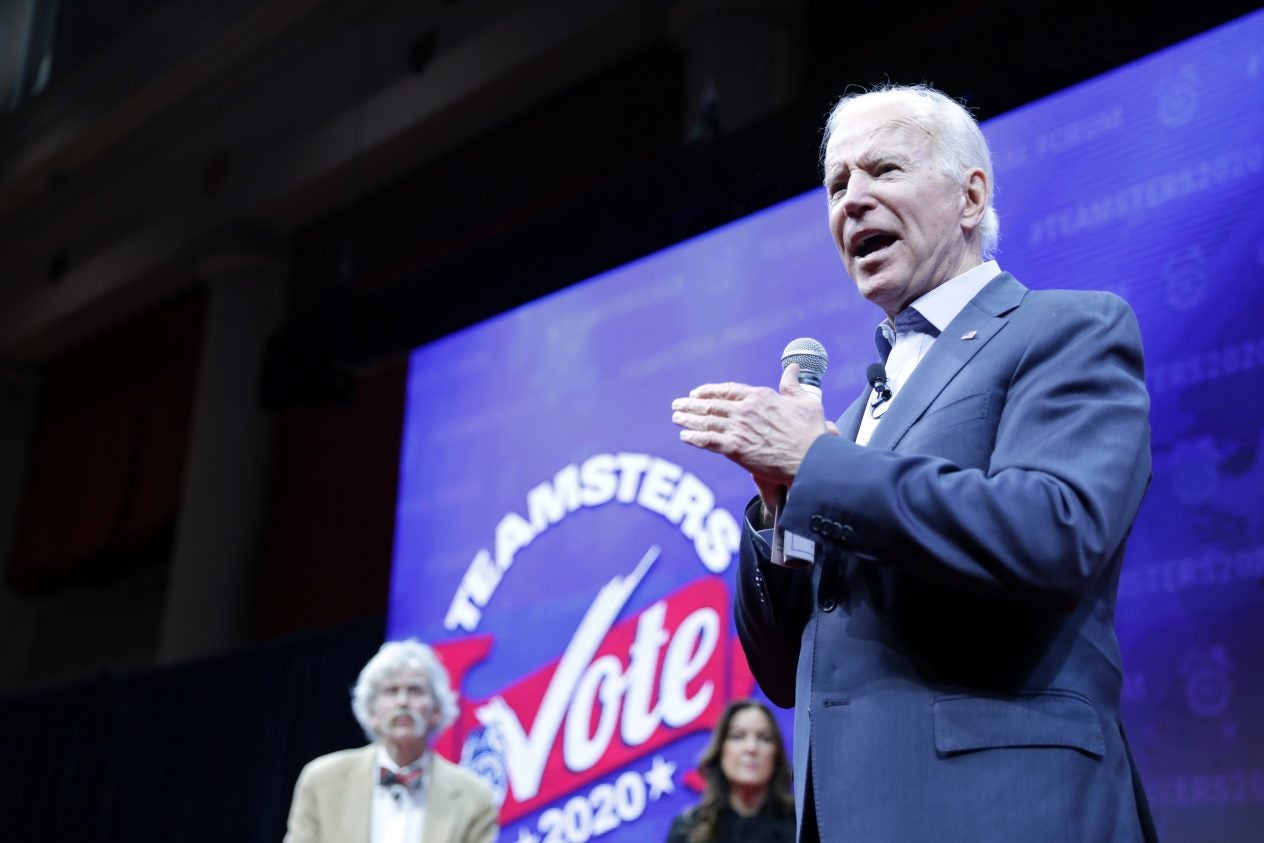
[389,12,1264,842]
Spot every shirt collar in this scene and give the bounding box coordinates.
[904,260,1000,333]
[375,745,430,778]
[873,260,1000,360]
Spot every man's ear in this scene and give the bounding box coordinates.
[425,699,443,730]
[960,167,988,235]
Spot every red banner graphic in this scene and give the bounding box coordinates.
[432,576,756,823]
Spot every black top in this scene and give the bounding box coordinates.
[665,803,795,843]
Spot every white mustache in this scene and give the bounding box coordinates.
[388,708,425,730]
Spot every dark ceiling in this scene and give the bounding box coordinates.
[261,1,1260,408]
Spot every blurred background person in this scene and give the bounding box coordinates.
[284,639,498,843]
[667,699,795,843]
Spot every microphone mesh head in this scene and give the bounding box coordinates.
[781,337,829,377]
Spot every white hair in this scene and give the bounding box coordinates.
[821,83,1000,259]
[351,639,460,741]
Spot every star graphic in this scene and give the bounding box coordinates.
[644,754,677,800]
[514,826,541,843]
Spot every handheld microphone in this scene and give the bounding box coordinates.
[770,337,829,569]
[781,337,829,399]
[866,362,892,418]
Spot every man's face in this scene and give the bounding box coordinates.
[823,96,983,317]
[368,667,440,745]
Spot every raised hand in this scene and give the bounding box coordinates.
[671,363,832,488]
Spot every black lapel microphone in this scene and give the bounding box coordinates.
[866,363,892,419]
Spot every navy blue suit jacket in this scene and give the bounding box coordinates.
[735,273,1157,841]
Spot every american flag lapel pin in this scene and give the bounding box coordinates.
[961,330,978,340]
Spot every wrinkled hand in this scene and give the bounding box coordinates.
[671,363,837,491]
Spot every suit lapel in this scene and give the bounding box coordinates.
[421,757,455,843]
[336,745,375,842]
[866,273,1026,452]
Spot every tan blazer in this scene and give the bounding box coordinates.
[284,744,499,843]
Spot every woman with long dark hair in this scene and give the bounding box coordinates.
[666,699,795,843]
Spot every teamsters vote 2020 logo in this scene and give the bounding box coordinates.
[426,451,758,841]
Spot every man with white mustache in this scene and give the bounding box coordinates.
[285,639,498,843]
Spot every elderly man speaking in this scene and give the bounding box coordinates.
[672,84,1158,842]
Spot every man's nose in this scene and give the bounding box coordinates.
[842,172,876,215]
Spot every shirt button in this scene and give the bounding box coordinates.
[838,524,854,543]
[820,597,837,612]
[810,514,823,533]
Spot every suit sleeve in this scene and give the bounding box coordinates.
[460,796,499,843]
[781,292,1151,607]
[733,497,814,708]
[283,762,320,843]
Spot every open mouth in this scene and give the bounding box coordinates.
[855,233,898,259]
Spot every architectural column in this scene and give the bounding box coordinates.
[159,246,286,664]
[668,0,808,141]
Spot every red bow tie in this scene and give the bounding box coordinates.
[379,766,424,790]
